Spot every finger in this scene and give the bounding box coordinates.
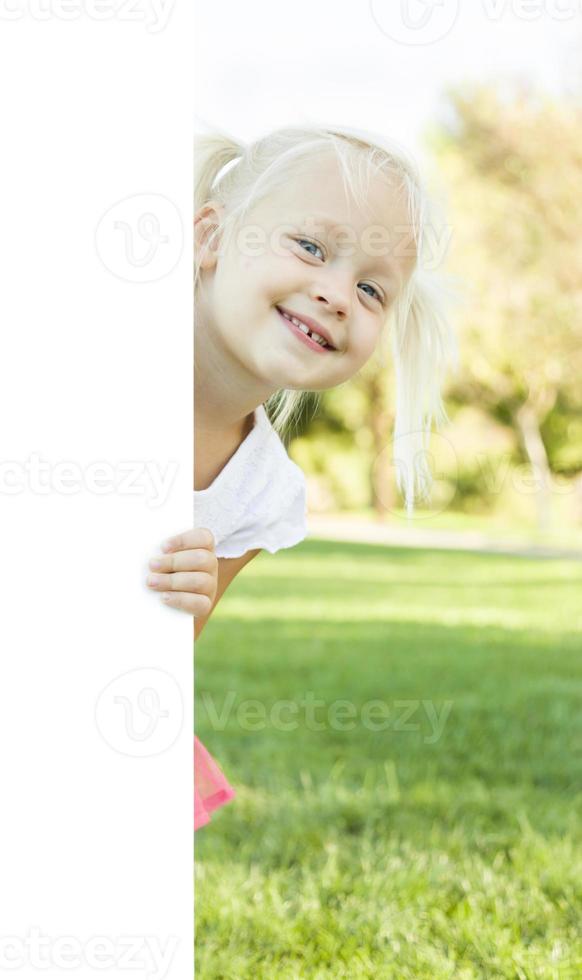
[146,570,216,596]
[161,527,215,554]
[148,548,217,575]
[161,591,213,616]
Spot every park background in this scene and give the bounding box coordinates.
[195,5,582,977]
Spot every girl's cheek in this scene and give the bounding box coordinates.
[354,341,381,373]
[352,327,378,361]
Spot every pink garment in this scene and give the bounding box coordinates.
[194,735,236,830]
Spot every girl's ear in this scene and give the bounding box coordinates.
[194,202,225,270]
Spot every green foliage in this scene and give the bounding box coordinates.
[290,427,372,511]
[195,540,582,978]
[435,83,582,427]
[542,401,582,475]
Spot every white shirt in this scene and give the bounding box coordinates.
[193,404,308,559]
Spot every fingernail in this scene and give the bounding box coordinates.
[147,574,160,587]
[149,558,163,570]
[161,539,174,553]
[162,593,172,603]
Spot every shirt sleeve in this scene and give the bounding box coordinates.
[214,474,308,559]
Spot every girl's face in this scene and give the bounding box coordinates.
[196,155,417,393]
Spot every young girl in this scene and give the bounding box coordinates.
[147,123,457,830]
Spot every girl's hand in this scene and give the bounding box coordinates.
[146,527,218,617]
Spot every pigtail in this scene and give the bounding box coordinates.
[193,131,246,292]
[391,270,460,516]
[194,131,245,212]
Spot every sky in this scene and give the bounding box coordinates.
[195,0,582,167]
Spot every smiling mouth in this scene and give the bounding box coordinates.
[276,307,337,351]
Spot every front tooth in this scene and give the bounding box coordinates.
[283,311,329,346]
[293,317,321,342]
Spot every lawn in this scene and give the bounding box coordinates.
[195,539,582,979]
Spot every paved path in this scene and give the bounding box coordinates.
[306,516,582,561]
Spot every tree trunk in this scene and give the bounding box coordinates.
[365,371,395,519]
[514,389,555,531]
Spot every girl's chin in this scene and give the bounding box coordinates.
[248,337,346,389]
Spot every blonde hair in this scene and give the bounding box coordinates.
[194,123,459,515]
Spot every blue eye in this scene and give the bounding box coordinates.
[359,282,384,304]
[295,238,385,306]
[296,238,325,260]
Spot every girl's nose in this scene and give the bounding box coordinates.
[309,274,351,319]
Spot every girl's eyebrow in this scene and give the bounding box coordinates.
[297,211,344,231]
[297,212,402,281]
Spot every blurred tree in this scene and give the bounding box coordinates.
[431,84,582,528]
[332,352,397,518]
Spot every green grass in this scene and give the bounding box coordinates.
[195,540,582,979]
